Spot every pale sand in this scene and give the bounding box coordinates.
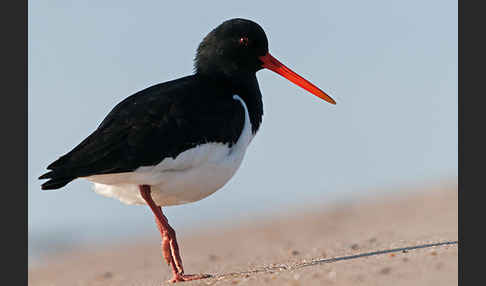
[29,182,458,285]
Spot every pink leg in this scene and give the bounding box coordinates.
[139,185,211,283]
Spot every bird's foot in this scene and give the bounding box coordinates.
[169,273,212,283]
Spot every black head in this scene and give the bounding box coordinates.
[195,18,268,78]
[195,18,336,105]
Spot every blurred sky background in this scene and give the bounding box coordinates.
[28,0,457,262]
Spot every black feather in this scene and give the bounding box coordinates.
[41,177,75,190]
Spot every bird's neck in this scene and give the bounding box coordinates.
[232,74,264,135]
[196,72,263,135]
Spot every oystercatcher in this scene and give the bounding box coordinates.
[39,18,336,283]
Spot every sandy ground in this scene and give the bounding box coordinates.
[29,182,458,286]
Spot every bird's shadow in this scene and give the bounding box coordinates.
[201,240,458,281]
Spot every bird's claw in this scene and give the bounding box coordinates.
[168,273,212,283]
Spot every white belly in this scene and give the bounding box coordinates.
[84,95,253,206]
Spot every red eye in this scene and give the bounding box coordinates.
[239,37,249,46]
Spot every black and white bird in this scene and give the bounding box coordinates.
[39,18,336,283]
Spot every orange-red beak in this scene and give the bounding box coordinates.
[259,53,336,105]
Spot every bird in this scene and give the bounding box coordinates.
[39,18,336,283]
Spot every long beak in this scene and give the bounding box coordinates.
[259,53,336,104]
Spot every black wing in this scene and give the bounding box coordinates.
[39,75,245,190]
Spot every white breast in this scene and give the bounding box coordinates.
[85,95,253,206]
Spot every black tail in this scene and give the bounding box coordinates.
[39,170,76,190]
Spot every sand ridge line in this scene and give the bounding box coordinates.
[208,240,458,280]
